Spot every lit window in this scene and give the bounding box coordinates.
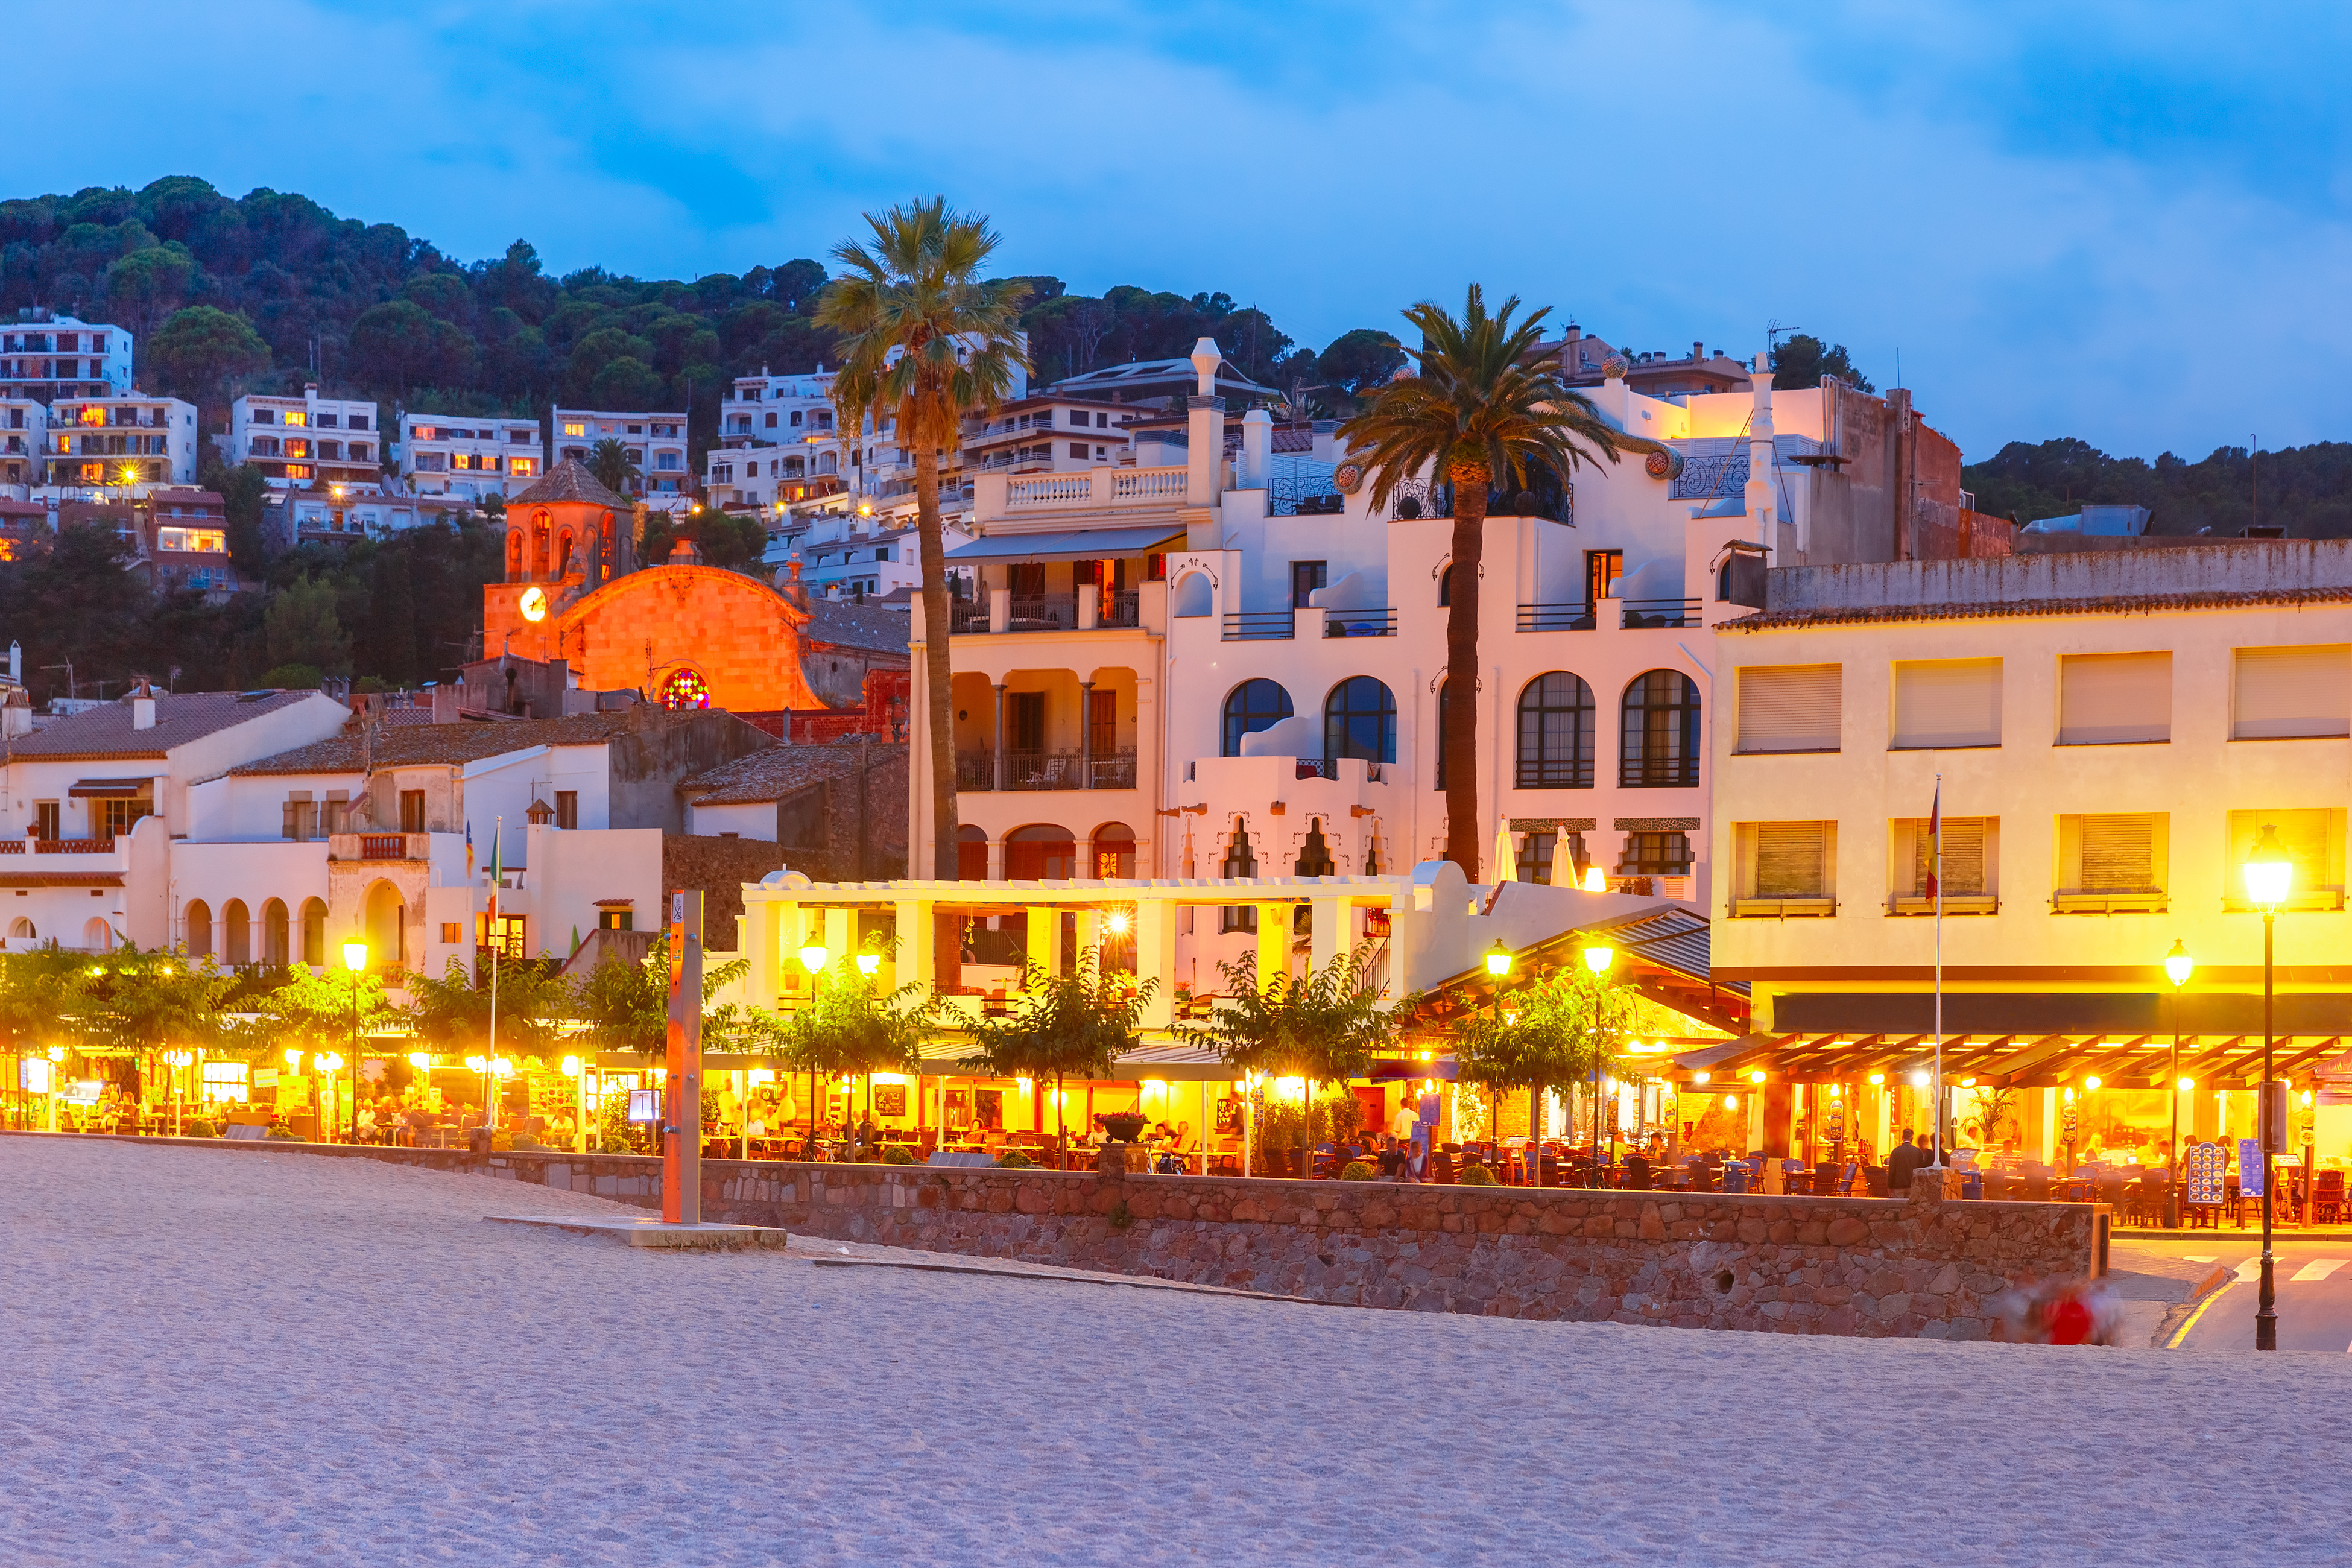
[510,458,535,476]
[284,410,307,427]
[77,406,103,426]
[285,464,310,479]
[283,440,309,459]
[562,422,584,437]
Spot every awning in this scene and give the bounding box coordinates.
[1666,1031,2352,1090]
[944,525,1185,565]
[67,779,152,798]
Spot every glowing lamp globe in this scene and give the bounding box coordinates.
[2164,939,2193,988]
[1581,867,1607,893]
[1582,943,1614,976]
[2085,1075,2102,1092]
[2244,824,2293,911]
[1483,940,1512,978]
[855,952,882,977]
[798,944,829,975]
[343,941,367,973]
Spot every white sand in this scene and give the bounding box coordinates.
[5,1137,2350,1567]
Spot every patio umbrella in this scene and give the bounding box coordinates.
[1493,818,1517,884]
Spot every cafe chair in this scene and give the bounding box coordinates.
[2313,1168,2345,1225]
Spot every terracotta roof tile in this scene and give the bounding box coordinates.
[507,457,630,510]
[5,690,332,761]
[228,711,646,776]
[1718,584,2352,633]
[803,599,911,655]
[681,739,902,805]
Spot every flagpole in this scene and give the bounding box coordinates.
[1933,773,1944,1168]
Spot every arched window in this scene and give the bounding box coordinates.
[1294,818,1336,877]
[185,899,212,960]
[1219,820,1258,934]
[1622,669,1702,787]
[1222,680,1293,756]
[300,898,327,967]
[262,899,289,967]
[83,917,113,952]
[7,917,33,941]
[505,530,523,580]
[556,530,574,577]
[1437,564,1452,606]
[660,668,711,710]
[1517,672,1596,788]
[1172,571,1214,618]
[1090,823,1136,879]
[1324,677,1397,765]
[1004,824,1076,882]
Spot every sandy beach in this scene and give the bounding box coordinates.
[4,1136,2349,1567]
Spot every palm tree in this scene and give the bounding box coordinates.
[1338,287,1620,879]
[818,197,1030,880]
[587,437,640,496]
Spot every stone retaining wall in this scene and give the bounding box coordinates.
[13,1134,2102,1339]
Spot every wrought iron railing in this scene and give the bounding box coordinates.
[1517,602,1596,631]
[949,601,992,634]
[1618,757,1701,788]
[1515,758,1594,789]
[1269,475,1344,516]
[1620,598,1702,629]
[1008,593,1077,631]
[1321,607,1397,637]
[1671,452,1747,500]
[1222,610,1295,641]
[1096,592,1140,628]
[955,751,996,791]
[1087,751,1139,789]
[1005,751,1083,791]
[1385,480,1449,520]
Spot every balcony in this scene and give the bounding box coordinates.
[0,837,116,855]
[997,465,1187,512]
[1321,607,1396,637]
[962,750,1140,792]
[1223,610,1294,642]
[1621,598,1702,630]
[1517,602,1596,632]
[329,832,429,862]
[952,590,1141,636]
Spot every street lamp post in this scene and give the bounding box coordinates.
[1484,940,1512,1180]
[341,941,367,1142]
[562,1055,586,1154]
[2245,823,2293,1352]
[2165,939,2193,1229]
[1584,941,1615,1188]
[800,941,829,1152]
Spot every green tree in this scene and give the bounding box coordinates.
[1179,944,1392,1180]
[779,949,933,1155]
[1770,334,1874,393]
[571,938,755,1058]
[347,299,478,393]
[147,305,270,422]
[587,436,640,496]
[1338,286,1619,878]
[406,956,572,1060]
[263,572,351,675]
[106,242,197,340]
[201,458,272,568]
[961,956,1155,1168]
[1452,958,1614,1184]
[819,197,1029,879]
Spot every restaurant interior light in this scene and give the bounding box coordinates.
[2085,1075,2102,1092]
[1911,1070,1929,1087]
[2244,824,2294,911]
[1867,1072,1884,1085]
[283,1048,303,1068]
[1693,1070,1710,1084]
[1748,1069,1766,1084]
[46,1045,65,1062]
[2177,1076,2196,1092]
[1581,866,1607,893]
[561,1056,582,1078]
[407,1052,432,1072]
[1106,911,1131,935]
[1723,1095,1739,1113]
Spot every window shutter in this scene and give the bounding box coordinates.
[2080,814,2154,890]
[1912,816,1987,894]
[1737,664,1841,752]
[2233,645,2351,739]
[1893,661,2002,748]
[1754,821,1827,897]
[2059,653,2170,744]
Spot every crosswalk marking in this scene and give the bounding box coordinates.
[2184,1255,2218,1263]
[2236,1259,2263,1281]
[2290,1259,2346,1282]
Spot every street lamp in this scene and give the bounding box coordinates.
[1482,940,1511,1175]
[800,940,830,1147]
[2164,938,2193,1228]
[562,1055,586,1154]
[1584,940,1615,1187]
[341,940,366,1142]
[2244,823,2294,1351]
[855,951,882,978]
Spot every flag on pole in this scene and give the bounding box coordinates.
[1924,780,1941,903]
[487,823,502,927]
[465,821,474,882]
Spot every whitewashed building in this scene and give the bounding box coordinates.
[0,312,131,402]
[552,408,691,507]
[41,393,199,489]
[396,413,542,501]
[224,388,382,490]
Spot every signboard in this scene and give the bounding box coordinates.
[19,1058,51,1093]
[62,1080,103,1105]
[2183,1142,2229,1206]
[2237,1137,2265,1198]
[628,1087,662,1124]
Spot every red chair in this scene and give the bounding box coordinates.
[2313,1169,2345,1224]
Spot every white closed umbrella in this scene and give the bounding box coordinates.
[1493,818,1517,884]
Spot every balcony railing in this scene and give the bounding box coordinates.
[988,750,1139,792]
[949,602,992,634]
[1618,758,1701,789]
[0,837,116,855]
[1321,607,1396,637]
[1517,602,1596,632]
[329,832,429,861]
[1099,591,1140,628]
[1001,464,1187,510]
[1087,751,1139,790]
[1223,610,1294,642]
[955,751,996,791]
[1515,759,1594,789]
[1621,598,1702,630]
[1009,593,1078,631]
[1269,475,1343,516]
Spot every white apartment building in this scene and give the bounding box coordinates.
[0,312,131,402]
[396,413,542,500]
[42,393,199,490]
[710,369,846,512]
[225,388,381,489]
[917,337,1970,995]
[0,397,48,492]
[961,394,1140,475]
[781,514,973,603]
[552,407,690,505]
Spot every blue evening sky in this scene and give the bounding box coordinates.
[21,1,2352,461]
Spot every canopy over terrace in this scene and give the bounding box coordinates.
[1405,902,1750,1039]
[1667,1030,2350,1091]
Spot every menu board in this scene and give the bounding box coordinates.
[2183,1142,2228,1206]
[2237,1138,2265,1198]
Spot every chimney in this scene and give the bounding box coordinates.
[430,684,459,724]
[131,678,156,731]
[1184,337,1225,508]
[1239,407,1272,490]
[1693,340,1705,363]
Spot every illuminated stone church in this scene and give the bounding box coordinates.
[480,459,827,712]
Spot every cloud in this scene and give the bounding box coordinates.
[14,0,2352,458]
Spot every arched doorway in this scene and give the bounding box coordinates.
[958,824,989,882]
[301,899,327,968]
[1004,824,1076,882]
[8,917,34,942]
[83,917,113,952]
[262,899,290,967]
[1090,823,1136,879]
[185,899,213,959]
[221,899,251,966]
[362,880,406,972]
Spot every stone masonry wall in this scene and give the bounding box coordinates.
[21,1134,2102,1340]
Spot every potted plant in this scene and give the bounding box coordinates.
[1102,1111,1149,1143]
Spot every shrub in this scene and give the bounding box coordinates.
[997,1150,1036,1168]
[1338,1160,1377,1181]
[185,1119,216,1139]
[882,1145,917,1165]
[1459,1163,1499,1186]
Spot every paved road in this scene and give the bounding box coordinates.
[2116,1234,2352,1351]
